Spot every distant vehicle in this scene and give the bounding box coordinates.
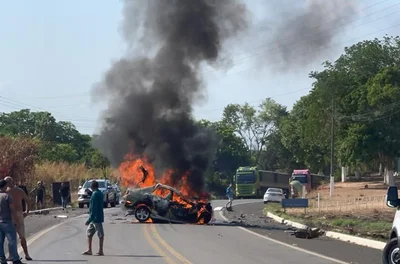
[233,166,329,199]
[122,183,213,224]
[263,188,284,204]
[382,186,400,264]
[233,166,290,199]
[77,179,118,208]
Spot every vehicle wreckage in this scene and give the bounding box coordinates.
[121,182,213,224]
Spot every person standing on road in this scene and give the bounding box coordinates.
[82,180,104,256]
[4,176,32,261]
[0,179,23,264]
[59,183,70,211]
[30,181,45,210]
[225,183,234,210]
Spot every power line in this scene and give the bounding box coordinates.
[17,0,396,100]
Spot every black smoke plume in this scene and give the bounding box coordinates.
[92,0,249,193]
[262,0,359,72]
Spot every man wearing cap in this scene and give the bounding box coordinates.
[4,177,32,261]
[0,179,23,264]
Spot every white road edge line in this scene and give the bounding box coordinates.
[218,210,349,264]
[17,214,87,256]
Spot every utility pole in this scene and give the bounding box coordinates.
[329,96,335,197]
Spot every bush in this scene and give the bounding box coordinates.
[0,136,37,180]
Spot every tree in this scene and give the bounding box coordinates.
[222,98,288,166]
[197,120,250,195]
[284,36,400,181]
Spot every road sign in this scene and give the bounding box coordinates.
[281,198,308,208]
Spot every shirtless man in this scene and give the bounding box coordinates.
[4,177,32,261]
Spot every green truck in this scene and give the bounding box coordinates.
[233,166,291,199]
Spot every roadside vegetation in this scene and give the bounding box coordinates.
[2,35,400,208]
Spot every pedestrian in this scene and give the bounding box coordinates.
[59,182,70,211]
[82,180,104,256]
[31,181,45,210]
[4,177,32,261]
[225,183,234,211]
[0,179,23,264]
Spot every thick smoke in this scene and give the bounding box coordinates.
[92,0,249,193]
[263,0,359,72]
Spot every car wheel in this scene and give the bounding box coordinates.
[135,206,151,223]
[104,199,108,208]
[382,237,400,264]
[79,203,84,208]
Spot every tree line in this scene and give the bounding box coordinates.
[1,36,399,195]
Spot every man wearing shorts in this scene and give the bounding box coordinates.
[4,176,32,261]
[82,180,104,256]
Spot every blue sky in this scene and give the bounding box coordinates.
[0,0,400,135]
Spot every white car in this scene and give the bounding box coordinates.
[263,188,284,204]
[77,179,118,208]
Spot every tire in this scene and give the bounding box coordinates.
[78,203,84,208]
[382,237,400,264]
[135,205,151,223]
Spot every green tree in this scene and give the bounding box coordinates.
[221,98,289,166]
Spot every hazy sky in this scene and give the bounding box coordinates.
[1,0,400,135]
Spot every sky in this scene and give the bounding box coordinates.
[0,0,400,135]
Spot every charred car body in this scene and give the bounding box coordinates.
[122,183,213,224]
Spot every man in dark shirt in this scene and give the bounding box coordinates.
[59,183,70,210]
[82,180,104,256]
[35,182,45,210]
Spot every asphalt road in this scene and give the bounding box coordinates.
[221,200,384,264]
[23,207,90,239]
[22,200,354,264]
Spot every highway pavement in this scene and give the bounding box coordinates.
[22,200,353,264]
[221,199,383,264]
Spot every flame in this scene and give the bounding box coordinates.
[119,154,211,223]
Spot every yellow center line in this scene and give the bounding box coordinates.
[150,224,193,264]
[143,224,176,264]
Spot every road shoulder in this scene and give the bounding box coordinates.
[221,201,383,264]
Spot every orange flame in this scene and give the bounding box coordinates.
[119,154,211,223]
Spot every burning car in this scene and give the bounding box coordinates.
[122,183,213,224]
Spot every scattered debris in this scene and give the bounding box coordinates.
[55,215,68,219]
[286,227,325,239]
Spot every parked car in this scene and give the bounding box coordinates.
[382,186,400,264]
[77,179,118,208]
[122,183,213,224]
[263,188,284,204]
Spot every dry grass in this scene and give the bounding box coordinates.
[309,181,387,199]
[22,161,120,207]
[264,204,393,241]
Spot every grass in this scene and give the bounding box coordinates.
[263,203,392,242]
[22,161,120,208]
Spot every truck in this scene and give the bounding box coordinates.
[234,166,329,199]
[290,169,312,198]
[234,166,291,199]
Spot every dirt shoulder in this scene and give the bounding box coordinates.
[265,203,392,242]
